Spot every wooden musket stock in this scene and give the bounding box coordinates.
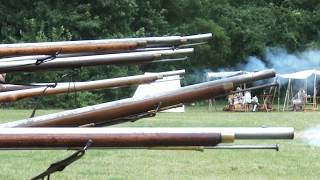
[0,128,228,149]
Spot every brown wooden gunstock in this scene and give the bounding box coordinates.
[0,128,223,149]
[0,42,146,57]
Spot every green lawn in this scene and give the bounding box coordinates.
[0,107,319,179]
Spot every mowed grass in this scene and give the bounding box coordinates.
[0,107,319,179]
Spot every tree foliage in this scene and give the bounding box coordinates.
[0,0,319,108]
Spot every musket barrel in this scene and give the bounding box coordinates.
[0,70,275,127]
[0,128,224,149]
[0,49,193,73]
[0,33,212,57]
[199,127,294,139]
[0,70,184,101]
[0,74,162,102]
[222,127,294,139]
[211,69,275,86]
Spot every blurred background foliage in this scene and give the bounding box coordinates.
[0,0,319,108]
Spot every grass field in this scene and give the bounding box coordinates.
[0,107,319,179]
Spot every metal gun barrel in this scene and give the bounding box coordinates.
[0,69,275,127]
[0,49,193,73]
[204,127,294,139]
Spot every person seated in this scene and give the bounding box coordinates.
[243,91,252,104]
[228,94,234,105]
[233,87,243,105]
[243,91,252,111]
[251,96,259,112]
[292,88,307,111]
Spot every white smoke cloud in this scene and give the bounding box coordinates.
[243,47,320,73]
[301,126,320,147]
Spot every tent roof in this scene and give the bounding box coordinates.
[277,69,320,79]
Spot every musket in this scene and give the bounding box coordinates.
[0,33,212,57]
[19,126,291,179]
[0,69,275,127]
[0,70,185,102]
[0,49,193,73]
[0,127,293,149]
[0,70,185,92]
[19,126,290,179]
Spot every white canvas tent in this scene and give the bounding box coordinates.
[133,72,185,112]
[277,69,320,111]
[277,69,320,79]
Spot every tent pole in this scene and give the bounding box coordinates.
[272,85,277,111]
[278,80,280,112]
[313,73,317,109]
[283,79,290,111]
[289,79,293,111]
[305,79,308,93]
[287,79,293,111]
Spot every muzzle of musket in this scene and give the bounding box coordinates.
[212,127,295,139]
[0,128,292,150]
[0,69,275,128]
[0,48,193,73]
